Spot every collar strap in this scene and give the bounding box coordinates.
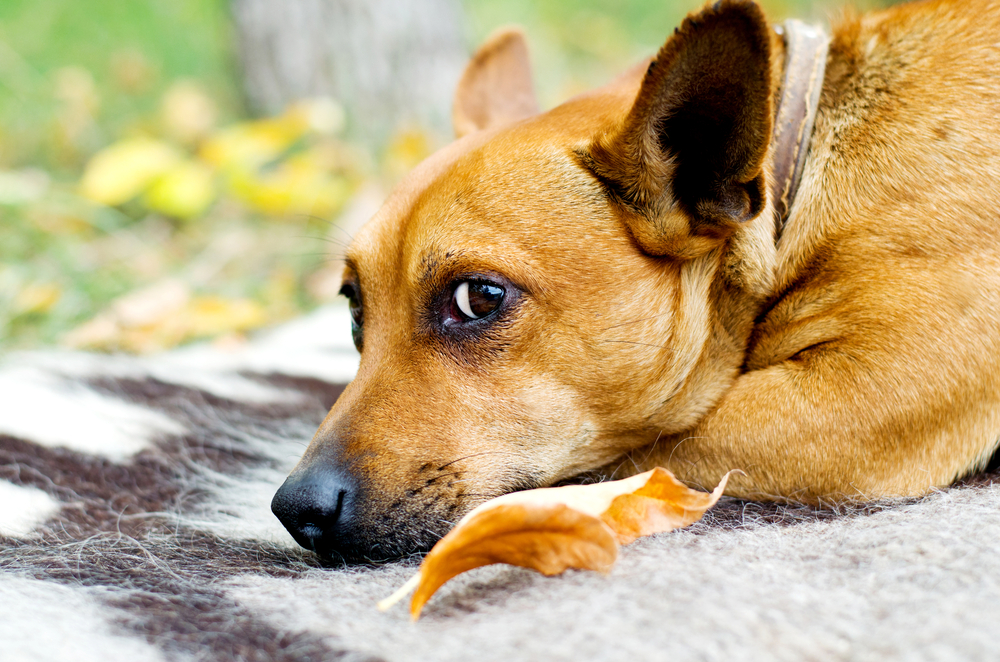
[770,19,829,241]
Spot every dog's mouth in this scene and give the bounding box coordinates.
[272,467,547,563]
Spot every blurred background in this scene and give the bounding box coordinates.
[0,0,889,353]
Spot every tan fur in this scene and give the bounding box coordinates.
[289,0,1000,549]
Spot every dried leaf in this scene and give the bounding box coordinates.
[382,128,433,181]
[79,138,181,206]
[162,81,218,144]
[113,279,190,327]
[286,98,346,136]
[225,153,351,218]
[406,503,618,619]
[199,115,308,171]
[110,49,154,94]
[14,282,61,316]
[61,279,268,353]
[181,295,267,338]
[601,467,730,545]
[380,468,733,619]
[143,160,216,220]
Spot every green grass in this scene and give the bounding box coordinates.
[0,0,240,172]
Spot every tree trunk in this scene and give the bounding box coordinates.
[231,0,468,145]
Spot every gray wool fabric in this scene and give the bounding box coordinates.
[0,304,994,662]
[231,485,999,662]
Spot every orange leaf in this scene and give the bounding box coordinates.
[408,503,617,619]
[378,468,734,619]
[601,467,731,545]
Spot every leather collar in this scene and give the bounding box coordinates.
[770,19,830,242]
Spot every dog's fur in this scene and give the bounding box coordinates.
[281,0,1000,559]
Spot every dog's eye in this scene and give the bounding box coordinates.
[339,283,364,351]
[453,281,504,321]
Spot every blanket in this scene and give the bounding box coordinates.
[1,305,997,662]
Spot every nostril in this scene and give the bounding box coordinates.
[329,488,346,524]
[300,524,324,542]
[271,472,356,555]
[298,490,346,533]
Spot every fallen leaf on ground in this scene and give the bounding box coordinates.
[144,160,216,220]
[61,279,268,353]
[162,81,218,144]
[225,155,351,218]
[378,467,734,619]
[79,137,182,206]
[13,282,62,316]
[199,113,309,171]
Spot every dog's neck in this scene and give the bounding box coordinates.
[770,19,829,243]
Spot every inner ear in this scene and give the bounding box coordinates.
[452,27,539,139]
[586,0,773,256]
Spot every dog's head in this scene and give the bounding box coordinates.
[273,0,780,561]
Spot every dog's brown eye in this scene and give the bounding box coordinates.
[339,283,364,351]
[453,281,504,320]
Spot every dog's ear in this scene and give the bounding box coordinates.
[453,27,539,138]
[586,0,773,258]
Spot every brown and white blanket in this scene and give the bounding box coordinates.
[1,305,997,661]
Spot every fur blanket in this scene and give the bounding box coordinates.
[1,305,997,662]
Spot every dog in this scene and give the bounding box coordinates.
[271,0,1000,561]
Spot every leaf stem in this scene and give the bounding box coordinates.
[377,572,422,612]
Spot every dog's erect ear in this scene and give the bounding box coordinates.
[453,27,539,139]
[586,0,773,258]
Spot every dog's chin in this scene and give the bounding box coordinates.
[296,506,459,564]
[307,530,440,565]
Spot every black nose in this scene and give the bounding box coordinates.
[271,468,358,557]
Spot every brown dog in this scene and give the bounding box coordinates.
[272,0,1000,561]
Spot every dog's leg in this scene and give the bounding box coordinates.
[631,321,1000,501]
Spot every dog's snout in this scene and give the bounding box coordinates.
[271,469,358,557]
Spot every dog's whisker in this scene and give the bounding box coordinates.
[666,436,711,469]
[599,339,675,352]
[292,251,348,260]
[606,459,626,481]
[437,451,506,471]
[296,233,352,248]
[599,313,672,331]
[638,430,664,468]
[299,212,354,235]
